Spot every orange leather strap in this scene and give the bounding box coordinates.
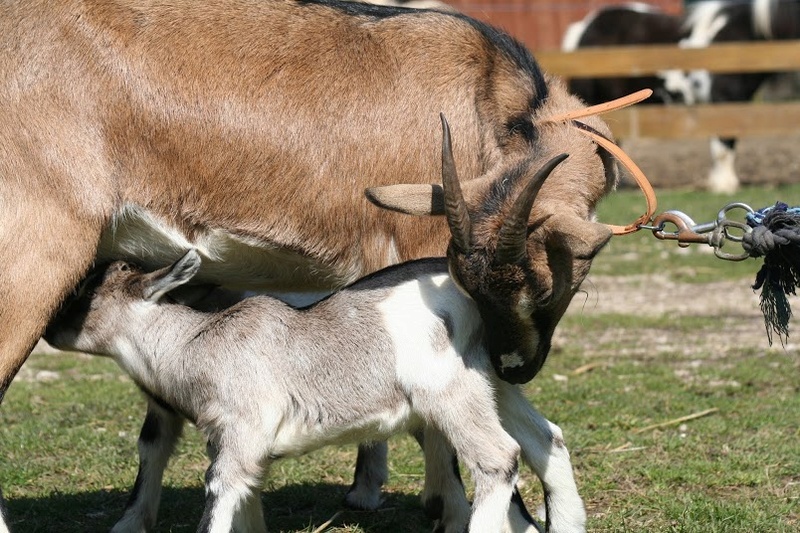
[573,122,658,235]
[545,89,658,235]
[546,88,653,123]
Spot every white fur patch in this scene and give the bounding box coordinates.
[682,2,728,48]
[500,351,525,370]
[97,204,344,291]
[659,69,696,104]
[753,0,773,39]
[561,20,589,51]
[686,69,712,104]
[378,275,465,393]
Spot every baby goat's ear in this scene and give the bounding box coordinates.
[143,250,202,302]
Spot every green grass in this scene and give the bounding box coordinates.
[547,316,799,532]
[2,339,797,532]
[1,184,799,531]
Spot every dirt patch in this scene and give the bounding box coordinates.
[619,133,800,190]
[559,274,800,360]
[573,274,762,316]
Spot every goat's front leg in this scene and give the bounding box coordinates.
[420,428,541,533]
[111,399,184,533]
[496,383,586,533]
[344,441,388,510]
[447,419,519,532]
[426,382,520,532]
[416,428,471,533]
[199,442,267,533]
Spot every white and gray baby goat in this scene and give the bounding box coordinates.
[45,118,587,533]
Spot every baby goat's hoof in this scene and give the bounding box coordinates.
[422,493,470,533]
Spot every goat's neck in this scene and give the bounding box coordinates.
[112,303,207,385]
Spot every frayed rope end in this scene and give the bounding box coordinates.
[744,202,800,346]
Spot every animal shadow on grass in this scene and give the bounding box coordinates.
[5,482,429,532]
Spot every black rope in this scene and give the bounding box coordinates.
[742,202,800,345]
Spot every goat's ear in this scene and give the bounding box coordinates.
[546,214,612,260]
[365,179,487,217]
[143,250,202,302]
[365,184,446,216]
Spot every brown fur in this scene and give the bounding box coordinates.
[0,2,620,528]
[0,0,614,419]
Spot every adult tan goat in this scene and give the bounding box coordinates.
[1,0,618,530]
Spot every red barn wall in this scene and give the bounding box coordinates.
[446,1,684,51]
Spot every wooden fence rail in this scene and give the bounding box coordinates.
[603,101,800,140]
[537,41,800,78]
[537,41,800,140]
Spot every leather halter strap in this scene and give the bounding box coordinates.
[544,89,658,235]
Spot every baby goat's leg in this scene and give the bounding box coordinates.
[416,428,471,533]
[111,399,184,533]
[198,442,266,533]
[454,424,519,532]
[420,427,543,533]
[345,441,388,510]
[233,491,266,532]
[430,388,520,532]
[496,384,586,533]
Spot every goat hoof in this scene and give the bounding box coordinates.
[344,487,384,511]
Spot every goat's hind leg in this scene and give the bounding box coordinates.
[497,384,586,533]
[350,430,474,532]
[111,399,185,532]
[344,441,388,510]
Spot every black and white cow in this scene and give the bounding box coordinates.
[561,2,693,105]
[682,0,800,193]
[563,1,799,193]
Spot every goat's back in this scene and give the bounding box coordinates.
[1,0,548,283]
[155,259,486,442]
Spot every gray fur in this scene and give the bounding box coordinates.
[45,252,585,533]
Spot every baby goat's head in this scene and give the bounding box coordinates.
[45,252,202,356]
[370,115,613,383]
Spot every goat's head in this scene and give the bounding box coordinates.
[45,251,202,355]
[367,107,615,383]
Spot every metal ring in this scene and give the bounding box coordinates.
[717,202,755,224]
[720,220,752,243]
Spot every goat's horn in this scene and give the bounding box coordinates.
[440,114,471,253]
[495,154,569,265]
